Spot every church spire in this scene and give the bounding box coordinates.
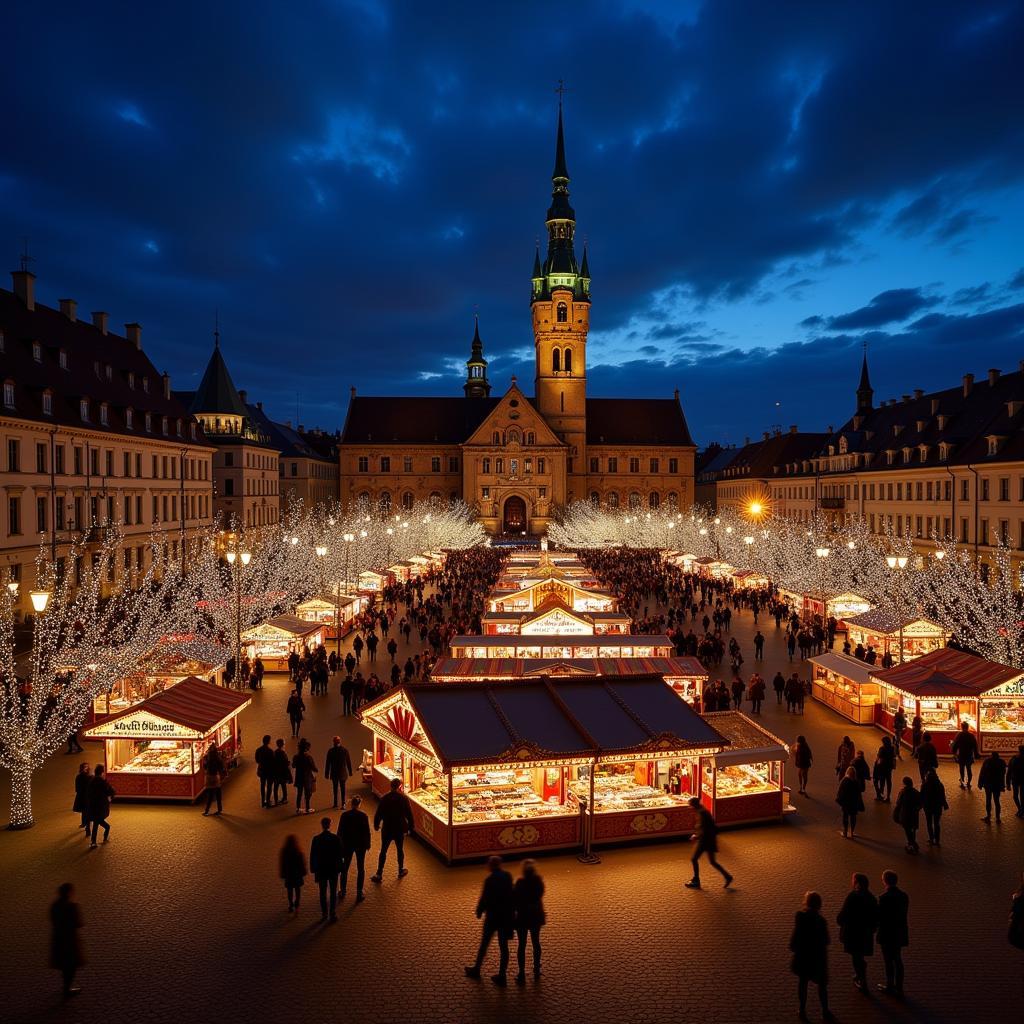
[464,314,491,398]
[553,99,569,181]
[856,343,874,414]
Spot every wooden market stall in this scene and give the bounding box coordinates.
[482,601,632,636]
[357,568,393,595]
[294,592,366,638]
[728,568,770,589]
[808,652,881,724]
[449,634,674,660]
[488,577,618,614]
[82,677,251,801]
[241,615,325,671]
[360,677,730,862]
[872,648,1024,755]
[777,588,872,626]
[844,610,946,664]
[430,656,709,688]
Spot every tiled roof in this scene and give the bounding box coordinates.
[585,397,694,446]
[0,286,208,444]
[245,403,331,462]
[190,342,247,416]
[716,431,830,480]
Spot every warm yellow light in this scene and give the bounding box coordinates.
[240,551,252,566]
[6,581,18,596]
[316,545,328,557]
[815,547,830,558]
[743,536,754,545]
[30,590,51,613]
[749,501,763,517]
[226,551,236,565]
[934,550,945,561]
[344,533,355,543]
[847,541,856,550]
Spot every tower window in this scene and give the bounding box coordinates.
[552,349,561,372]
[557,303,568,323]
[564,348,572,373]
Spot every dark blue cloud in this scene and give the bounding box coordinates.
[824,288,940,330]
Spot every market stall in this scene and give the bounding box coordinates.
[657,656,710,704]
[294,592,366,638]
[808,652,881,724]
[430,656,710,685]
[844,610,946,664]
[872,648,1024,755]
[482,602,633,636]
[82,677,251,800]
[777,588,872,626]
[90,652,225,722]
[728,568,770,589]
[360,677,729,861]
[449,634,674,660]
[241,615,325,671]
[357,568,393,594]
[693,557,734,579]
[699,712,791,823]
[488,577,618,614]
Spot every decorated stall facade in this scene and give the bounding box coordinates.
[844,610,946,663]
[808,652,881,724]
[90,652,226,722]
[357,568,393,594]
[482,602,632,636]
[241,615,325,671]
[449,634,674,660]
[777,588,872,625]
[294,593,366,638]
[488,577,617,614]
[430,656,709,687]
[82,677,251,800]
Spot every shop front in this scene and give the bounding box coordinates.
[90,652,225,723]
[658,656,710,704]
[357,568,393,594]
[82,677,251,801]
[808,652,880,724]
[844,611,946,664]
[448,634,674,660]
[778,588,872,625]
[489,577,618,614]
[729,568,770,589]
[241,615,325,671]
[294,593,366,638]
[482,602,632,636]
[429,656,710,688]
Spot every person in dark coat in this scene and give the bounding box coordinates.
[371,777,415,881]
[286,689,305,738]
[876,870,909,997]
[851,749,871,792]
[914,731,938,784]
[835,736,855,778]
[272,738,292,805]
[789,890,834,1022]
[324,735,353,809]
[278,833,307,913]
[772,671,786,704]
[465,855,515,986]
[292,739,318,814]
[685,798,733,889]
[338,795,372,902]
[1008,743,1024,818]
[87,765,115,847]
[920,769,948,846]
[201,742,225,816]
[872,737,895,802]
[309,816,343,922]
[892,707,907,760]
[893,776,922,853]
[978,750,1007,823]
[950,721,979,790]
[835,765,865,839]
[73,762,91,832]
[837,872,878,992]
[50,882,83,997]
[793,735,813,796]
[513,859,546,984]
[254,735,275,808]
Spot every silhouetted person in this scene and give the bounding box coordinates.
[255,734,275,808]
[892,707,907,759]
[286,688,305,737]
[279,833,307,913]
[950,721,979,789]
[292,738,317,814]
[201,742,225,816]
[979,750,1007,823]
[309,816,343,922]
[339,795,371,902]
[513,859,546,984]
[876,870,909,997]
[872,737,895,802]
[835,735,854,778]
[789,890,834,1022]
[87,765,114,847]
[324,735,353,809]
[371,776,415,882]
[893,776,921,853]
[920,769,948,846]
[835,765,865,839]
[1010,872,1024,951]
[50,883,83,998]
[465,855,515,986]
[793,735,812,796]
[272,738,291,805]
[914,731,938,784]
[837,872,878,992]
[685,798,732,889]
[73,762,91,832]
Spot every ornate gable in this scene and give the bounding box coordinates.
[462,383,564,449]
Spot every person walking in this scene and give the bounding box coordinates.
[465,855,515,986]
[876,869,909,997]
[920,769,948,846]
[278,833,307,913]
[793,735,812,796]
[309,816,343,922]
[978,749,1007,823]
[873,737,895,802]
[87,765,115,847]
[73,762,91,833]
[1008,744,1024,818]
[789,891,834,1022]
[753,631,765,660]
[339,795,371,903]
[201,742,225,816]
[371,776,415,882]
[835,736,855,779]
[893,776,922,853]
[255,734,275,808]
[950,721,979,790]
[324,736,353,809]
[685,798,733,889]
[292,739,318,814]
[892,707,907,760]
[837,872,878,993]
[272,738,291,806]
[835,765,865,839]
[513,859,546,984]
[748,673,765,714]
[910,714,923,757]
[773,671,786,705]
[49,883,83,998]
[851,749,871,793]
[286,689,305,738]
[914,731,938,784]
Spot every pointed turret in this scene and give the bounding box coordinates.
[579,242,591,299]
[464,314,491,398]
[553,101,569,181]
[191,331,248,435]
[856,345,874,414]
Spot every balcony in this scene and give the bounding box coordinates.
[820,496,845,510]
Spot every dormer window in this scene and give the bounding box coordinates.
[3,381,14,408]
[916,420,926,432]
[145,412,152,432]
[987,436,1003,456]
[919,444,929,462]
[938,442,950,461]
[125,407,134,429]
[105,365,112,381]
[886,450,895,465]
[190,422,197,440]
[161,416,168,436]
[100,402,109,425]
[80,398,90,421]
[128,372,135,389]
[902,448,912,464]
[838,436,848,454]
[59,349,68,370]
[893,424,903,436]
[175,418,183,436]
[42,390,52,415]
[142,377,149,393]
[32,341,42,362]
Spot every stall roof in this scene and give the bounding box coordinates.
[870,648,1024,697]
[703,711,789,767]
[362,677,727,768]
[807,652,876,686]
[845,609,943,635]
[431,656,710,680]
[450,634,673,649]
[248,615,322,637]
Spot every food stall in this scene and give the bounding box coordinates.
[657,656,710,704]
[449,634,674,659]
[482,602,632,636]
[693,557,733,579]
[699,712,791,823]
[294,592,365,638]
[407,554,432,576]
[808,652,881,724]
[728,568,770,589]
[357,568,393,595]
[430,656,710,686]
[90,652,226,722]
[360,677,729,862]
[777,588,872,626]
[241,615,325,671]
[844,610,946,664]
[82,677,251,800]
[872,648,1024,755]
[488,577,618,614]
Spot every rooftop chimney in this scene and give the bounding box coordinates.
[931,398,940,414]
[125,322,142,349]
[238,389,248,405]
[59,298,77,321]
[988,368,1001,385]
[162,371,170,399]
[11,269,35,310]
[92,311,108,334]
[913,388,923,399]
[963,373,974,397]
[790,424,798,434]
[763,431,770,441]
[902,394,911,404]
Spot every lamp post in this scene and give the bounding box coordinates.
[886,554,909,664]
[315,544,334,657]
[342,533,355,657]
[30,589,51,614]
[226,548,251,688]
[815,546,830,629]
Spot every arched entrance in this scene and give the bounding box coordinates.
[503,495,527,533]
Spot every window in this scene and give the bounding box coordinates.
[380,456,391,472]
[496,458,504,474]
[80,398,89,421]
[999,477,1009,501]
[668,458,678,474]
[55,446,64,474]
[557,302,567,323]
[161,417,168,435]
[430,457,441,473]
[666,492,678,508]
[552,349,561,372]
[629,457,640,473]
[590,491,600,507]
[649,458,660,473]
[524,457,533,474]
[59,349,68,370]
[492,431,500,445]
[564,348,572,373]
[403,456,413,473]
[32,341,42,362]
[73,447,82,475]
[224,479,234,497]
[56,501,65,530]
[379,492,392,512]
[608,457,618,473]
[981,478,990,502]
[8,496,20,535]
[36,443,46,473]
[125,407,133,429]
[628,491,642,509]
[482,457,491,474]
[36,497,46,533]
[607,492,619,508]
[401,491,414,510]
[981,518,989,544]
[357,456,369,473]
[526,432,535,445]
[481,486,490,499]
[961,479,969,501]
[649,492,660,509]
[7,439,20,472]
[145,412,152,432]
[590,457,599,473]
[2,381,13,407]
[537,457,545,474]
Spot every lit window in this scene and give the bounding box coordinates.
[557,303,567,323]
[80,398,90,421]
[3,381,13,408]
[100,403,109,425]
[42,390,52,415]
[126,408,134,428]
[32,341,42,362]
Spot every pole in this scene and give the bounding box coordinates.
[235,564,241,690]
[180,448,187,578]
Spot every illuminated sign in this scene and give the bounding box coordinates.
[984,677,1024,697]
[86,711,202,740]
[521,609,594,636]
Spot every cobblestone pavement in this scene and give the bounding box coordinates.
[1,594,1021,1024]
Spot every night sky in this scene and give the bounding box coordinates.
[4,1,1023,445]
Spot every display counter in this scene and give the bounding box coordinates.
[808,652,880,724]
[82,677,251,801]
[661,656,710,705]
[430,655,711,685]
[844,611,946,663]
[449,634,674,660]
[241,615,325,671]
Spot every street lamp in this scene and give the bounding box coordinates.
[886,555,909,664]
[30,590,51,614]
[226,548,251,688]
